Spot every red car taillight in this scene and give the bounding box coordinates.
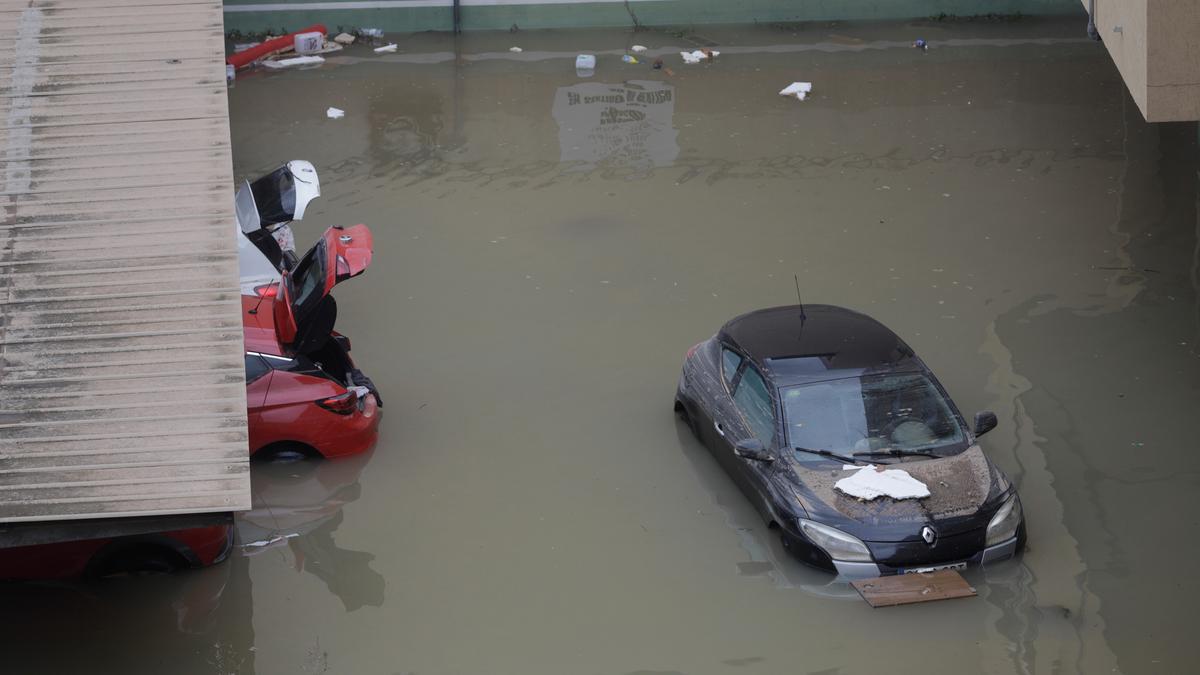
[254,284,278,298]
[316,390,359,415]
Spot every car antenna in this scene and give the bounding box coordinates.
[793,274,807,322]
[248,280,278,315]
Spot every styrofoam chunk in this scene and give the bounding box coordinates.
[261,55,325,70]
[293,31,324,55]
[333,32,356,45]
[326,107,345,119]
[374,43,398,53]
[631,45,648,53]
[509,46,523,52]
[834,464,931,500]
[779,81,813,96]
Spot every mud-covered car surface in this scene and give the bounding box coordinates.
[675,304,1026,578]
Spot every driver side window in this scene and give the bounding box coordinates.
[733,365,775,446]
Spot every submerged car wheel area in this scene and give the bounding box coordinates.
[0,526,234,581]
[675,304,1026,578]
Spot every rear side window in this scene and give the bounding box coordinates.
[244,354,270,384]
[289,239,327,321]
[721,347,743,387]
[733,366,775,445]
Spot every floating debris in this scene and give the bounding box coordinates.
[293,31,324,54]
[779,81,813,100]
[681,49,718,64]
[261,55,325,70]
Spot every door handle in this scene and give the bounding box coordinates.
[714,421,726,437]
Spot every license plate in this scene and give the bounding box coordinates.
[901,561,967,575]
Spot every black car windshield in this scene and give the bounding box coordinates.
[249,166,297,226]
[781,372,967,461]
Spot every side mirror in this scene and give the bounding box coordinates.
[974,411,998,437]
[734,438,775,462]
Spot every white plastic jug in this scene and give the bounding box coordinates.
[294,31,324,54]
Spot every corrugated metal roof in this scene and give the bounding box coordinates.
[0,0,250,522]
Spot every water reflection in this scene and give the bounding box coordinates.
[553,81,678,169]
[240,450,385,612]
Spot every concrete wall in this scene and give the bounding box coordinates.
[1080,0,1200,122]
[224,0,1080,35]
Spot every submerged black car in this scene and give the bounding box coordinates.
[674,305,1025,578]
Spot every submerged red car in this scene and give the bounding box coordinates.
[0,525,232,581]
[243,223,382,460]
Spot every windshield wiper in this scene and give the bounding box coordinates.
[853,448,940,459]
[794,447,865,465]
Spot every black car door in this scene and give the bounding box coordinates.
[703,348,777,520]
[725,363,781,521]
[701,346,748,470]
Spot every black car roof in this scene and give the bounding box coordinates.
[718,304,919,382]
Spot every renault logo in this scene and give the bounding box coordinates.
[921,526,937,545]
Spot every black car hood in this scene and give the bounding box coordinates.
[783,445,1009,542]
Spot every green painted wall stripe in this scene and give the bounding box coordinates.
[223,0,1083,33]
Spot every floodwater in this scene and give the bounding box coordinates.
[4,16,1200,675]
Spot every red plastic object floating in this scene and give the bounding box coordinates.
[227,24,327,70]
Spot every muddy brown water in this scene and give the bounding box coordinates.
[3,17,1199,675]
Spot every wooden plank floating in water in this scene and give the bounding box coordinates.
[851,570,977,607]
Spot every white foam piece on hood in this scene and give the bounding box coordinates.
[835,464,931,500]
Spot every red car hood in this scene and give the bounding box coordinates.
[242,295,286,355]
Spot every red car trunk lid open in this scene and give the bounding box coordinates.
[273,224,373,351]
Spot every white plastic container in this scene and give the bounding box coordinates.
[575,54,596,70]
[294,31,323,54]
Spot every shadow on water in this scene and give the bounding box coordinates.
[0,544,255,674]
[0,450,386,674]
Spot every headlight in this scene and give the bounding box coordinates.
[798,519,873,562]
[986,494,1023,546]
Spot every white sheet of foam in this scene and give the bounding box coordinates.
[835,464,931,500]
